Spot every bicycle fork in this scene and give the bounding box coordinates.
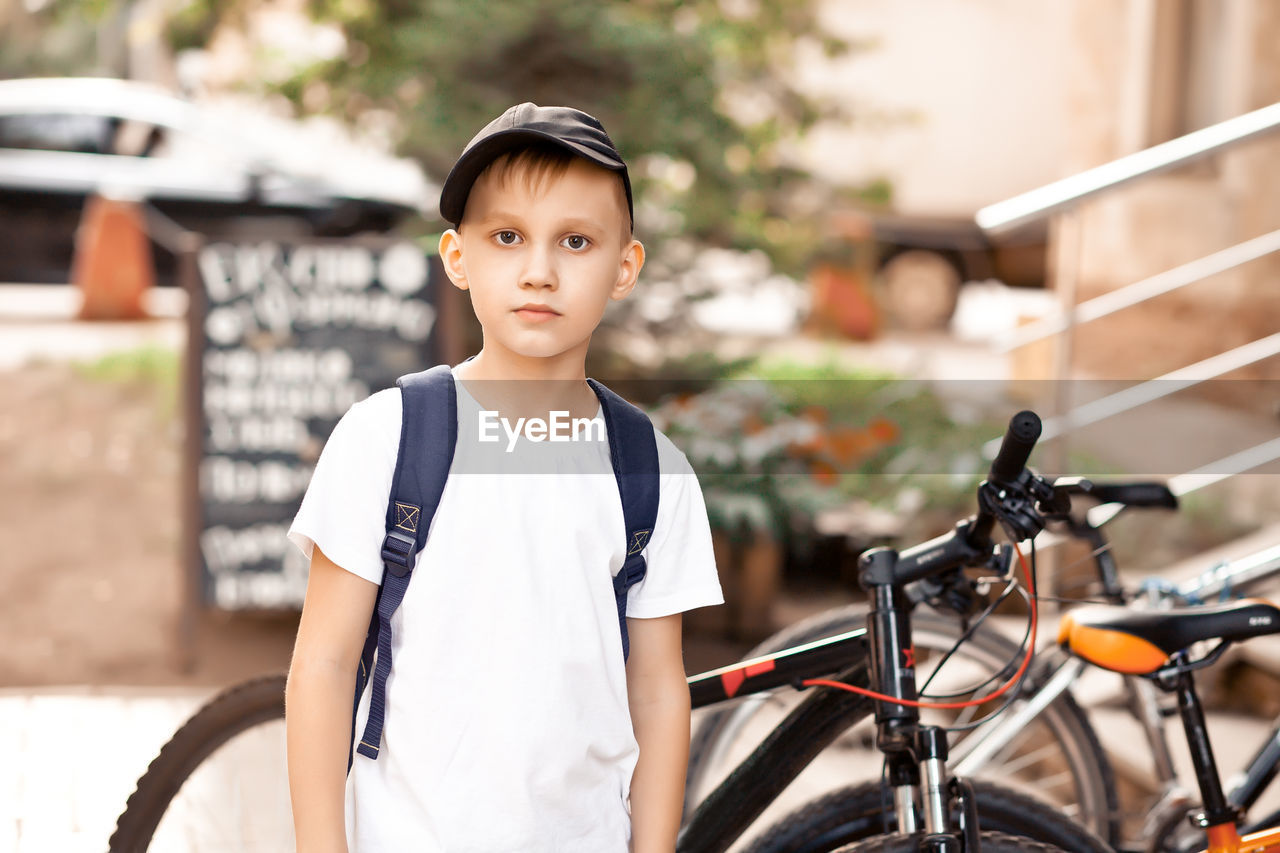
[863,550,981,852]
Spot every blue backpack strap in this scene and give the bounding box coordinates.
[587,379,659,661]
[349,364,456,768]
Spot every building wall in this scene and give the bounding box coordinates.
[795,0,1076,216]
[1062,0,1280,382]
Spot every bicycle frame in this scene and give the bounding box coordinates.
[680,637,874,852]
[1203,824,1280,853]
[678,522,1007,851]
[1146,658,1280,853]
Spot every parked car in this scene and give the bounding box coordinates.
[0,77,435,284]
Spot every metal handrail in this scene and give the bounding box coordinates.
[979,331,1280,454]
[976,101,1280,235]
[976,103,1280,567]
[1000,228,1280,351]
[1031,433,1280,545]
[1166,439,1280,499]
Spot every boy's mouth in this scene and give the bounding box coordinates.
[514,303,561,322]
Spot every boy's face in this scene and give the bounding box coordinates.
[439,157,643,370]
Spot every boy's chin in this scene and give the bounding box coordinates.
[489,337,592,362]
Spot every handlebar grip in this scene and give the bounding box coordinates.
[1089,481,1179,509]
[988,410,1041,485]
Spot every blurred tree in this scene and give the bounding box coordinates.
[168,0,887,274]
[3,0,894,359]
[0,0,124,79]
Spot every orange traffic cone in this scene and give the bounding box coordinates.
[73,194,154,320]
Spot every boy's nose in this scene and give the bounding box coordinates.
[519,244,558,290]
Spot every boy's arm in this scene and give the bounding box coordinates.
[286,546,378,853]
[625,612,690,853]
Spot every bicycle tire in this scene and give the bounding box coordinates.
[741,778,1111,853]
[685,605,1120,846]
[829,830,1071,853]
[108,673,289,853]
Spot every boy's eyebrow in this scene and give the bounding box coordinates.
[473,209,527,225]
[556,216,611,234]
[474,210,611,234]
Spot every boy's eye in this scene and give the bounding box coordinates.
[495,230,521,245]
[561,235,589,251]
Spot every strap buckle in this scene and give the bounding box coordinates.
[381,530,416,578]
[613,553,647,592]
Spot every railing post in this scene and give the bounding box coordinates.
[178,230,204,675]
[1046,209,1081,607]
[1048,210,1081,470]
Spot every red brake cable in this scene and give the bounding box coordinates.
[801,542,1037,710]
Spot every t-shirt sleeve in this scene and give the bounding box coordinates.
[287,390,401,586]
[625,430,724,619]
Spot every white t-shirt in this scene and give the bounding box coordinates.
[288,367,724,852]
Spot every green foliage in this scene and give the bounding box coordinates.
[165,0,231,52]
[648,354,1008,545]
[5,0,891,275]
[270,0,881,275]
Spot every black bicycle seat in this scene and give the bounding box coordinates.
[1089,481,1178,509]
[1059,599,1280,675]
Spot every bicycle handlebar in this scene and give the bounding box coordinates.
[988,410,1042,486]
[861,410,1046,593]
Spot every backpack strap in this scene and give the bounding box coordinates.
[350,364,456,769]
[587,379,659,661]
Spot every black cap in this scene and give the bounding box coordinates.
[439,102,634,229]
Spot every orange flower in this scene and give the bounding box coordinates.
[868,417,899,443]
[809,459,839,486]
[827,427,873,464]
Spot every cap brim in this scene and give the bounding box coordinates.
[439,129,629,226]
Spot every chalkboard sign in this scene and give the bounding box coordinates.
[185,238,439,610]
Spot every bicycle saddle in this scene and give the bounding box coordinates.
[1088,481,1178,509]
[1058,599,1280,675]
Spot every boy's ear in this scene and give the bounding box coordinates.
[438,229,469,291]
[611,239,645,301]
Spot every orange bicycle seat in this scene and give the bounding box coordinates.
[1058,599,1280,675]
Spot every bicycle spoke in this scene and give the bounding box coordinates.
[991,739,1055,777]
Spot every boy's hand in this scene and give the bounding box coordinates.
[625,613,689,853]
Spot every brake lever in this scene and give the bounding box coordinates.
[908,545,1014,625]
[916,569,984,626]
[977,476,1045,541]
[1039,476,1095,517]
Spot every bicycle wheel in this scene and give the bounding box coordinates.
[108,673,291,853]
[686,605,1119,845]
[741,778,1111,853]
[830,831,1070,853]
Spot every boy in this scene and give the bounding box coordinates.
[285,103,724,852]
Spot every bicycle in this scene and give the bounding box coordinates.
[1058,595,1280,853]
[110,410,1108,853]
[684,479,1176,846]
[693,485,1280,852]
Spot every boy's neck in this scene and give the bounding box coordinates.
[454,347,599,421]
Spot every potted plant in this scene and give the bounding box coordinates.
[649,381,898,639]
